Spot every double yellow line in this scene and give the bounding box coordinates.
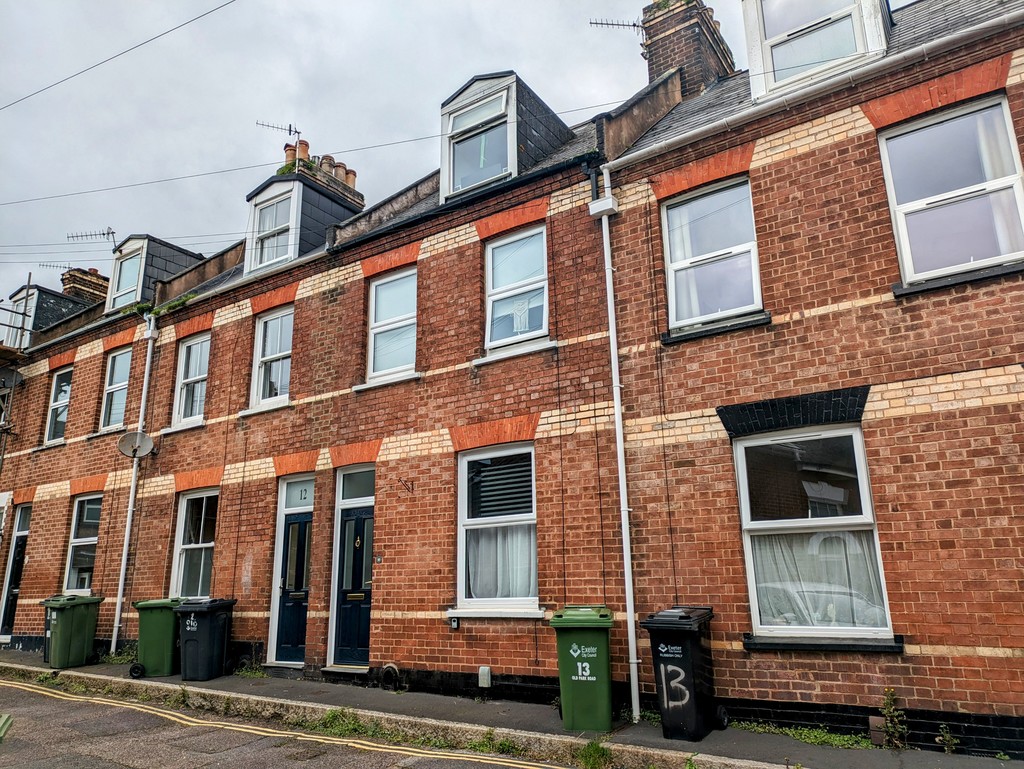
[0,680,562,768]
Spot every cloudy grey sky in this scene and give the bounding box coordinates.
[0,1,911,315]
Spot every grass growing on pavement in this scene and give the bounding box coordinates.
[732,720,873,749]
[465,728,527,756]
[573,740,613,769]
[297,708,458,750]
[99,642,136,665]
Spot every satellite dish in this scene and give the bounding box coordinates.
[117,431,155,458]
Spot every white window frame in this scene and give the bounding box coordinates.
[448,92,511,196]
[367,268,417,382]
[440,79,518,202]
[46,367,73,444]
[255,194,292,268]
[172,333,210,427]
[662,178,762,329]
[100,347,132,431]
[4,288,34,349]
[733,425,893,640]
[250,306,293,409]
[484,225,549,351]
[743,0,887,100]
[878,97,1024,285]
[170,489,218,599]
[455,443,539,615]
[64,495,102,595]
[107,248,144,312]
[245,182,302,274]
[327,465,376,667]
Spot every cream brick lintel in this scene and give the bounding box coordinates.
[548,181,592,216]
[536,401,615,439]
[296,262,362,301]
[625,408,729,447]
[864,365,1024,420]
[904,644,1024,659]
[751,106,873,169]
[212,301,253,328]
[1006,47,1024,87]
[616,180,656,212]
[420,223,479,259]
[378,429,454,462]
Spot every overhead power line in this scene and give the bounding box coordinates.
[0,0,238,113]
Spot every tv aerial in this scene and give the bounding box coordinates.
[117,431,155,458]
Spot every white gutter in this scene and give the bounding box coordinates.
[590,170,641,723]
[110,313,159,653]
[604,9,1024,174]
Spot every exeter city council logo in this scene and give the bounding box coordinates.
[570,643,581,658]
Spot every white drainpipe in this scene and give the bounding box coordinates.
[589,169,641,722]
[111,313,159,653]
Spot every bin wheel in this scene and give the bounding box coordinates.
[715,704,729,730]
[129,663,145,679]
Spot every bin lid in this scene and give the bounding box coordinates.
[640,605,713,631]
[40,594,104,607]
[133,598,184,610]
[549,605,614,628]
[172,597,238,613]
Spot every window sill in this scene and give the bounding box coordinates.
[892,260,1024,298]
[264,661,304,670]
[86,426,126,441]
[447,607,546,620]
[33,440,66,453]
[353,371,422,392]
[473,338,557,367]
[162,420,206,436]
[742,633,904,654]
[322,664,369,675]
[238,401,291,418]
[662,311,772,345]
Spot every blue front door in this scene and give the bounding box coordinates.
[275,512,311,663]
[334,507,373,666]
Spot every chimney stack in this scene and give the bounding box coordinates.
[61,267,110,304]
[642,0,735,96]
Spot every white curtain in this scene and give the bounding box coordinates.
[752,529,886,628]
[976,107,1024,256]
[467,524,537,599]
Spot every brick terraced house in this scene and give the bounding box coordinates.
[1,0,1023,757]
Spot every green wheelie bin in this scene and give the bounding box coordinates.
[550,605,614,732]
[131,598,183,678]
[41,594,103,669]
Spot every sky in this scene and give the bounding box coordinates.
[0,1,912,318]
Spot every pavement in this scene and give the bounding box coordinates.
[0,647,1016,769]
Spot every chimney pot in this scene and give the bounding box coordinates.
[345,168,357,188]
[320,154,335,173]
[333,161,348,180]
[284,143,296,163]
[297,140,310,161]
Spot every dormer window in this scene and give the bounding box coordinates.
[744,0,887,100]
[449,93,510,194]
[108,250,142,310]
[255,196,291,267]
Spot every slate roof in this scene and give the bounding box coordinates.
[625,0,1024,158]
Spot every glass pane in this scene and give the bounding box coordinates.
[362,520,374,588]
[284,479,313,508]
[285,522,300,590]
[761,0,849,39]
[103,388,127,427]
[451,95,503,132]
[373,273,416,324]
[259,197,290,234]
[887,105,1017,205]
[108,351,131,385]
[66,544,95,590]
[74,498,102,539]
[53,371,72,404]
[342,520,355,590]
[744,435,863,522]
[673,250,756,324]
[48,404,68,441]
[341,470,374,500]
[184,338,209,379]
[181,380,206,420]
[667,184,754,263]
[261,357,291,399]
[181,548,212,597]
[258,231,289,264]
[771,15,856,81]
[490,231,544,289]
[15,505,31,532]
[468,453,533,519]
[183,496,216,545]
[452,122,508,191]
[115,254,141,293]
[905,188,1024,276]
[371,324,416,373]
[752,529,886,628]
[262,313,293,357]
[489,288,545,343]
[466,524,537,599]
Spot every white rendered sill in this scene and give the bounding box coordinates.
[33,439,66,452]
[353,371,422,392]
[238,400,291,418]
[322,664,369,674]
[265,661,304,669]
[446,608,546,620]
[87,426,126,440]
[473,338,557,367]
[162,420,206,436]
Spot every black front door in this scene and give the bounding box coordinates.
[0,534,28,637]
[275,512,311,663]
[334,507,373,666]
